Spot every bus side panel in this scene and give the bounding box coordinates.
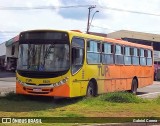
[70,81,81,97]
[111,80,116,92]
[138,66,153,88]
[120,79,127,91]
[80,81,88,96]
[115,80,121,91]
[126,79,132,90]
[85,65,105,94]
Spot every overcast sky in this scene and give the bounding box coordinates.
[0,0,160,44]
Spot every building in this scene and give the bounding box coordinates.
[0,42,6,70]
[5,35,19,71]
[107,30,160,48]
[0,35,19,71]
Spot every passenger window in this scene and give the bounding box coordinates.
[87,40,101,64]
[71,38,84,74]
[132,48,139,65]
[124,46,131,65]
[147,50,152,66]
[102,43,114,64]
[140,49,146,66]
[115,45,122,55]
[115,45,124,64]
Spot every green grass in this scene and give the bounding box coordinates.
[152,95,160,104]
[97,92,147,103]
[0,91,160,118]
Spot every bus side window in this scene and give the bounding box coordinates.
[87,40,101,64]
[132,48,139,65]
[124,46,131,65]
[71,37,84,75]
[146,50,152,66]
[140,49,146,66]
[102,43,114,64]
[115,44,124,65]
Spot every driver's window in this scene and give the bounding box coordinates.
[71,37,84,75]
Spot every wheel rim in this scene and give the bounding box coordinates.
[87,86,93,96]
[132,79,137,94]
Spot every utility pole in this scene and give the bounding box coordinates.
[86,5,96,34]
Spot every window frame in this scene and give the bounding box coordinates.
[71,37,85,75]
[102,42,115,65]
[131,47,140,65]
[124,46,132,65]
[146,49,153,66]
[86,39,101,65]
[139,48,146,66]
[115,44,124,65]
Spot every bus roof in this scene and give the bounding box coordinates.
[20,29,153,50]
[67,30,153,50]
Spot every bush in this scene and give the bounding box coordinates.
[98,92,145,103]
[2,92,27,101]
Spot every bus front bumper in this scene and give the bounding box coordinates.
[16,81,70,97]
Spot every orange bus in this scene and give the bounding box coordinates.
[16,29,153,97]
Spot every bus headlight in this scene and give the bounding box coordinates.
[52,77,69,88]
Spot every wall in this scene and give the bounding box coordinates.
[5,42,19,62]
[107,30,160,42]
[0,42,6,56]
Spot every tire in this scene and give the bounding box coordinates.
[86,81,97,97]
[130,79,138,95]
[154,73,157,81]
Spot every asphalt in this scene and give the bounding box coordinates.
[0,71,15,78]
[0,71,16,95]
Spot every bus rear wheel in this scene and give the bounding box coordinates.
[86,81,97,97]
[130,79,138,95]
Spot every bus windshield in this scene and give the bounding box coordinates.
[17,43,69,72]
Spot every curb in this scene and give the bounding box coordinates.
[137,92,160,99]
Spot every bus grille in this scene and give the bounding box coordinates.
[26,83,52,86]
[23,87,53,94]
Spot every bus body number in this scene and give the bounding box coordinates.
[43,80,50,83]
[26,79,32,83]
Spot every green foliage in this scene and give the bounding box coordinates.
[1,92,27,101]
[153,95,160,104]
[98,92,146,103]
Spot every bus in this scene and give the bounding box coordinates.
[16,29,154,97]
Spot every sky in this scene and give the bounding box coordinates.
[0,0,160,44]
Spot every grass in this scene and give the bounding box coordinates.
[0,92,160,119]
[1,92,160,125]
[97,91,147,103]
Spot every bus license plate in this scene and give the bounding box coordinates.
[33,88,42,92]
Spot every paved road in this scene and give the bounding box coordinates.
[0,71,160,98]
[0,71,16,95]
[137,81,160,98]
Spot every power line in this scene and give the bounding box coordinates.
[90,25,116,31]
[0,5,92,10]
[99,6,160,17]
[0,4,159,17]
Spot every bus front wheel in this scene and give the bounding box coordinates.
[130,79,138,95]
[86,81,97,97]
